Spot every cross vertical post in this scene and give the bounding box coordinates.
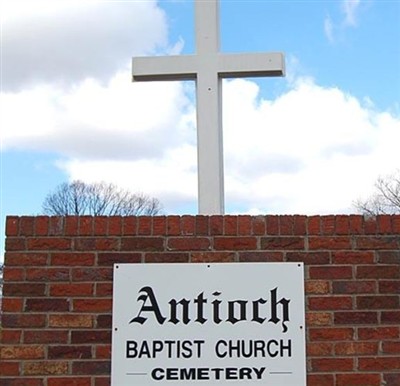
[132,0,285,214]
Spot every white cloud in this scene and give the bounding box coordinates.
[324,0,363,43]
[3,67,399,215]
[342,0,361,26]
[2,0,168,90]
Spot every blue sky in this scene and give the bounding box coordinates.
[1,0,400,261]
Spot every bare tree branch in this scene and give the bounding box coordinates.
[42,180,162,216]
[353,170,400,215]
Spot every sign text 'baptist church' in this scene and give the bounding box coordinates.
[111,263,306,386]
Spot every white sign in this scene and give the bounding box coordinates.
[111,263,306,386]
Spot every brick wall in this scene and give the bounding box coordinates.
[0,215,399,386]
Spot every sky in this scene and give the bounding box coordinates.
[1,0,400,260]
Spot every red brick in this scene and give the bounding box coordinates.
[6,216,19,236]
[25,298,70,312]
[356,295,399,309]
[138,216,152,235]
[71,331,111,344]
[286,252,330,264]
[0,345,45,359]
[153,216,167,235]
[94,216,108,235]
[309,327,354,341]
[96,283,113,296]
[75,237,119,251]
[358,327,399,340]
[279,215,293,235]
[191,252,236,262]
[97,252,141,265]
[72,361,111,375]
[121,237,164,251]
[356,236,399,250]
[181,216,195,235]
[79,216,93,236]
[260,236,304,249]
[309,236,351,250]
[334,341,378,355]
[321,215,335,235]
[364,216,378,234]
[337,373,381,386]
[335,215,350,235]
[294,215,307,235]
[357,265,400,279]
[224,216,238,235]
[94,378,111,386]
[49,217,64,235]
[4,252,48,266]
[266,216,279,235]
[48,378,91,386]
[333,280,376,294]
[381,311,400,324]
[0,361,20,376]
[358,357,400,371]
[305,280,330,294]
[166,216,181,235]
[35,216,49,236]
[239,251,283,262]
[307,342,333,356]
[384,374,400,386]
[210,215,223,235]
[20,217,35,236]
[168,237,210,251]
[238,215,252,235]
[309,296,352,310]
[3,283,46,296]
[1,314,46,328]
[122,217,137,235]
[49,314,93,328]
[0,330,22,343]
[311,357,354,372]
[332,251,374,264]
[96,315,112,329]
[196,216,209,235]
[145,252,189,263]
[334,311,378,325]
[23,330,69,344]
[308,216,321,235]
[26,267,70,281]
[3,267,25,281]
[380,282,398,301]
[51,252,95,266]
[377,215,393,234]
[215,237,257,250]
[96,345,111,359]
[309,266,353,279]
[0,378,44,386]
[5,238,26,251]
[108,217,122,236]
[349,215,363,234]
[50,283,94,297]
[28,237,71,250]
[65,216,79,236]
[23,361,68,375]
[306,312,332,326]
[382,341,400,354]
[378,251,400,263]
[307,374,334,386]
[1,298,23,312]
[251,216,265,235]
[48,345,92,359]
[73,299,112,312]
[72,267,113,281]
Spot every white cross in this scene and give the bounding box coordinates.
[132,0,285,214]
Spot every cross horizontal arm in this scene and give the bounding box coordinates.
[132,55,198,81]
[218,52,285,78]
